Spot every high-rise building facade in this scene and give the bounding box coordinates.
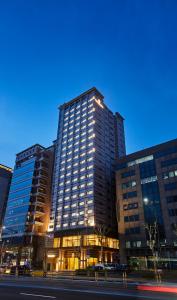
[47,87,126,271]
[0,164,12,227]
[116,139,177,267]
[2,144,54,267]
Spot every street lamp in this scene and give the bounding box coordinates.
[143,198,149,205]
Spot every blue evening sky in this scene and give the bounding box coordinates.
[0,0,177,167]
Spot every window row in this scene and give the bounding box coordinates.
[124,214,139,222]
[122,180,136,190]
[163,170,177,180]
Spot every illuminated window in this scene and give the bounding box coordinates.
[80,152,86,157]
[72,186,77,191]
[79,201,84,206]
[88,142,93,147]
[88,97,94,102]
[66,172,71,177]
[80,160,86,164]
[74,155,79,159]
[81,138,86,143]
[79,221,84,225]
[88,128,93,133]
[81,119,87,124]
[87,191,93,195]
[63,223,68,227]
[87,165,93,169]
[72,212,78,216]
[64,205,69,209]
[87,200,93,204]
[87,173,93,178]
[81,145,86,150]
[80,192,85,197]
[63,214,68,218]
[81,132,86,137]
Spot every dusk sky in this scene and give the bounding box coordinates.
[0,0,177,167]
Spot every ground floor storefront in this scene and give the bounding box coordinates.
[46,234,119,271]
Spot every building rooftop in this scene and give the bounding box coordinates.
[0,164,12,172]
[117,138,177,163]
[16,144,45,156]
[59,87,104,109]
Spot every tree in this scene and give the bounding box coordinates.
[94,224,110,263]
[145,221,161,282]
[172,223,177,237]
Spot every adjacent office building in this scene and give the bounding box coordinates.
[0,164,12,227]
[2,144,54,267]
[47,87,126,271]
[116,139,177,266]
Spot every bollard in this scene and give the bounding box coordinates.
[104,270,108,281]
[95,271,98,282]
[122,271,127,288]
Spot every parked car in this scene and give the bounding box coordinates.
[10,265,32,276]
[92,263,118,271]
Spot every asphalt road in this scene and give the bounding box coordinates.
[0,276,176,300]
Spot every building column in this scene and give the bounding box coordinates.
[58,249,64,270]
[80,249,86,269]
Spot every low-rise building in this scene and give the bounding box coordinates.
[116,139,177,268]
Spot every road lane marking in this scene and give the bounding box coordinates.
[20,293,56,298]
[0,283,166,300]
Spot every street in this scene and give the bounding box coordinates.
[0,277,176,300]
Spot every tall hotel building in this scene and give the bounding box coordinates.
[47,87,126,271]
